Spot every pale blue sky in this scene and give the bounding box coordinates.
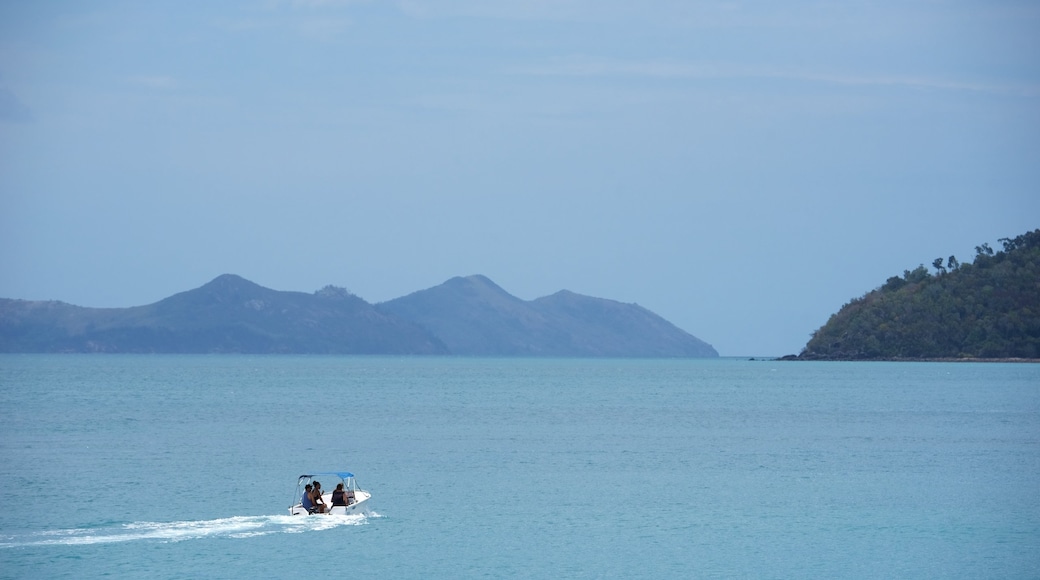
[1,1,1038,355]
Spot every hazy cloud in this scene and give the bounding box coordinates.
[294,17,352,42]
[258,0,370,10]
[520,57,1040,97]
[0,87,33,122]
[226,0,356,41]
[129,75,179,90]
[394,0,636,22]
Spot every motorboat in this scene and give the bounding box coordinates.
[289,471,372,515]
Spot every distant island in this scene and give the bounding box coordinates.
[788,229,1040,361]
[0,274,718,357]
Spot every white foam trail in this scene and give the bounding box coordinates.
[1,513,370,548]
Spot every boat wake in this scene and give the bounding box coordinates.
[1,513,377,548]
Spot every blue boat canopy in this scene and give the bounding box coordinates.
[298,472,353,481]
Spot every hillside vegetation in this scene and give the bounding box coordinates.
[799,229,1040,360]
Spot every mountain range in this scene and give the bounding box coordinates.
[0,274,718,357]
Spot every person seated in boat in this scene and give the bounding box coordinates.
[331,482,350,507]
[311,481,328,513]
[301,483,316,513]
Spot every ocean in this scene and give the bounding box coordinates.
[0,355,1037,578]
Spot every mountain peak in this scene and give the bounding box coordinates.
[444,274,506,291]
[1,274,447,354]
[379,277,718,357]
[175,274,271,306]
[202,273,262,292]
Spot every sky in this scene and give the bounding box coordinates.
[1,1,1038,356]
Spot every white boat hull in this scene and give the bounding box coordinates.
[289,490,372,516]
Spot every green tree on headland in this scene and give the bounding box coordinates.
[799,229,1040,360]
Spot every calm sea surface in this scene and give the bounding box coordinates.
[0,355,1037,578]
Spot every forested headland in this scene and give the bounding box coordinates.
[795,229,1040,361]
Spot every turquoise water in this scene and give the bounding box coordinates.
[1,356,1038,578]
